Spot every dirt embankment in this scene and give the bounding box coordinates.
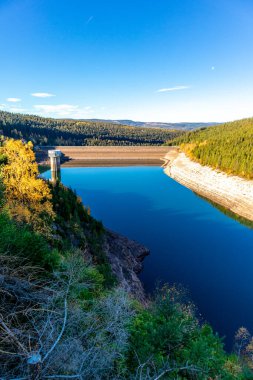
[164,151,253,222]
[37,146,175,166]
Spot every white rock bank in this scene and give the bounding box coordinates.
[164,152,253,222]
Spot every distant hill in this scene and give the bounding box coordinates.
[84,119,218,130]
[0,110,184,146]
[169,118,253,179]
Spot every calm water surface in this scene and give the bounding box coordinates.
[44,166,253,348]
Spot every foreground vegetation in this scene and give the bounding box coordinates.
[169,118,253,179]
[0,110,183,146]
[0,138,252,379]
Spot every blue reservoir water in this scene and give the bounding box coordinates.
[44,166,253,348]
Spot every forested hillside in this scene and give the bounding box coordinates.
[169,118,253,179]
[0,110,182,146]
[0,137,250,379]
[84,119,217,130]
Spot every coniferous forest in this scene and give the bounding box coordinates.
[169,118,253,179]
[0,111,182,146]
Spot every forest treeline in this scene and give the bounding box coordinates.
[169,118,253,179]
[0,110,182,146]
[1,138,253,379]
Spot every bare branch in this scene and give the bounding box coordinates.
[42,297,68,364]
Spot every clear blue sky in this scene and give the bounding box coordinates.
[0,0,253,122]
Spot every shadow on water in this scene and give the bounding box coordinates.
[194,192,253,230]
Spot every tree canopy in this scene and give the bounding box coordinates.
[0,110,183,146]
[168,118,253,179]
[1,139,55,233]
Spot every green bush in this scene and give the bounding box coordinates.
[50,182,116,287]
[64,253,105,304]
[127,286,244,379]
[0,211,60,269]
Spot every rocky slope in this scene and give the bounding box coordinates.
[164,151,253,222]
[79,226,149,302]
[103,230,149,303]
[49,181,149,303]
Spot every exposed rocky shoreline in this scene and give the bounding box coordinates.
[80,223,149,302]
[103,230,149,303]
[164,151,253,222]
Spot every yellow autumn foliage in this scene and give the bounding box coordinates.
[1,139,55,233]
